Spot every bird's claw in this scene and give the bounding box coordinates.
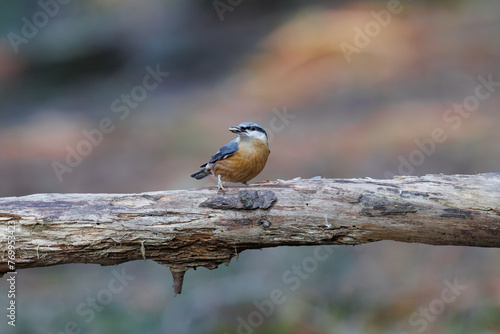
[217,175,226,194]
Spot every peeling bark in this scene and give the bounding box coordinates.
[1,174,499,293]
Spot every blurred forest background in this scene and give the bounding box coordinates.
[1,0,500,333]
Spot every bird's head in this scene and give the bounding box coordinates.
[229,122,268,142]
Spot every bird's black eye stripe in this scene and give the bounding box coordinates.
[240,124,266,134]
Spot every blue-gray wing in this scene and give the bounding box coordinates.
[199,138,239,168]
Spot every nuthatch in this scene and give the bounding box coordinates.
[190,122,270,192]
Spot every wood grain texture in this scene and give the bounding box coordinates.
[1,174,499,293]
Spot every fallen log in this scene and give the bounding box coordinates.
[1,174,499,294]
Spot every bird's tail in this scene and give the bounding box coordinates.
[190,169,210,180]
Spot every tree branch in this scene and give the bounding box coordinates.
[1,174,499,294]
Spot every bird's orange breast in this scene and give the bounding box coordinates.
[213,139,269,183]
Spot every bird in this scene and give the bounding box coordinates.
[190,122,270,192]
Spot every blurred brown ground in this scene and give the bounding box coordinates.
[0,1,499,333]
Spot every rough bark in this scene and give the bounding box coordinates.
[1,174,499,294]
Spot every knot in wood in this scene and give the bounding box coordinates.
[258,219,271,228]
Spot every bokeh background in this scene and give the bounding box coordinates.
[1,0,500,333]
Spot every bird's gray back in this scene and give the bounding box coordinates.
[201,138,239,167]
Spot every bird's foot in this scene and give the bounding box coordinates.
[217,175,226,194]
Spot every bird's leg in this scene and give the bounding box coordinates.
[217,175,226,194]
[242,181,249,186]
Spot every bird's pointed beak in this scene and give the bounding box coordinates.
[229,126,242,133]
